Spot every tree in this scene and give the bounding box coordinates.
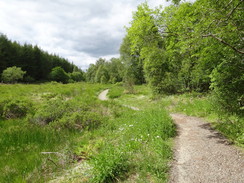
[69,71,85,82]
[120,35,145,84]
[49,66,69,83]
[0,34,79,82]
[86,58,124,84]
[1,66,26,83]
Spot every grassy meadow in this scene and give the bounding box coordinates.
[0,83,176,182]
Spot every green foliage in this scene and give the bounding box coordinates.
[49,66,69,83]
[0,83,176,182]
[0,34,80,82]
[91,146,129,182]
[108,85,124,99]
[50,111,102,131]
[86,58,124,84]
[69,71,85,82]
[29,98,70,125]
[90,106,175,182]
[210,59,244,114]
[0,82,108,182]
[2,99,32,119]
[1,66,26,83]
[121,0,243,114]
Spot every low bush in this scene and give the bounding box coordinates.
[2,100,32,119]
[29,98,70,125]
[50,111,103,131]
[108,86,124,99]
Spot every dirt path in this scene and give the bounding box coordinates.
[98,89,140,110]
[98,89,109,101]
[169,113,244,183]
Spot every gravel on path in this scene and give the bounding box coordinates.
[169,113,244,183]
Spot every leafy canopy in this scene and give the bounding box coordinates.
[1,66,26,83]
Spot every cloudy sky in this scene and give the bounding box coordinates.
[0,0,171,70]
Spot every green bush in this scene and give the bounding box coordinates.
[3,100,32,119]
[108,86,124,99]
[29,98,69,125]
[1,66,26,83]
[0,100,5,116]
[69,71,85,82]
[210,60,244,114]
[50,111,102,130]
[49,66,69,83]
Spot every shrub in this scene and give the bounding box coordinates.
[0,100,6,118]
[29,98,69,125]
[3,100,32,119]
[1,66,26,83]
[49,66,69,83]
[108,86,124,99]
[50,111,102,130]
[210,60,244,114]
[69,72,84,82]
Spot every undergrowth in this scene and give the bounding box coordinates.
[0,83,177,182]
[0,82,108,182]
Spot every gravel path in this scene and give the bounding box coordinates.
[98,89,109,101]
[169,113,244,183]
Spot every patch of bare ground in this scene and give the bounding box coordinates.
[169,113,244,183]
[98,89,109,101]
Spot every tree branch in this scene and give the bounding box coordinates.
[225,0,243,21]
[202,34,244,54]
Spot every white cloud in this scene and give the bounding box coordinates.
[0,0,170,70]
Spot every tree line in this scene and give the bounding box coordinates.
[0,34,84,83]
[88,0,243,114]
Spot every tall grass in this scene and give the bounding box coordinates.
[107,84,124,99]
[0,82,108,182]
[90,107,175,183]
[87,84,175,182]
[0,83,176,182]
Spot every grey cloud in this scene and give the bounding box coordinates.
[0,0,169,69]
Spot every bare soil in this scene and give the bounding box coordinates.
[169,113,244,183]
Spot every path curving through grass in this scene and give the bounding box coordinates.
[98,89,140,111]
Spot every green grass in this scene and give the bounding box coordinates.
[107,84,124,99]
[84,84,175,183]
[162,92,244,147]
[0,82,108,182]
[0,83,176,182]
[90,107,175,182]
